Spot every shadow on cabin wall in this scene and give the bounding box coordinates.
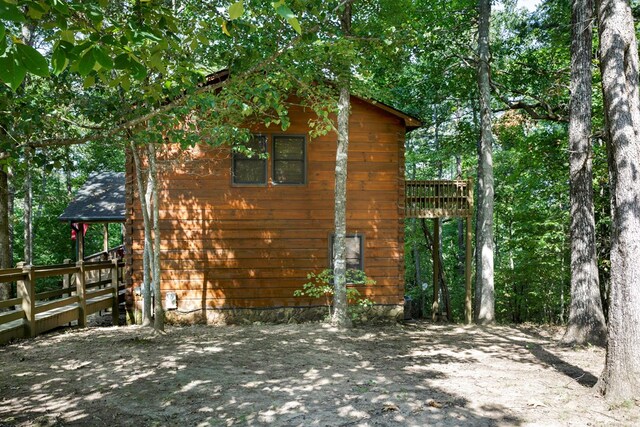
[127,99,407,324]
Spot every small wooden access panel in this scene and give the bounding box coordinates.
[405,179,474,324]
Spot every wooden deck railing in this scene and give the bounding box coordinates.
[405,179,474,218]
[0,259,125,345]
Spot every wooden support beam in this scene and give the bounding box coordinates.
[432,218,440,322]
[76,260,87,327]
[77,224,85,261]
[17,263,36,338]
[103,224,109,253]
[111,258,120,326]
[63,258,72,290]
[465,215,473,324]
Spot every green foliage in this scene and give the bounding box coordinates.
[294,269,375,319]
[0,0,615,329]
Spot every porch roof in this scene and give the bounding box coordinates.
[58,172,125,223]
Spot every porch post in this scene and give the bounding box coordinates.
[103,223,109,253]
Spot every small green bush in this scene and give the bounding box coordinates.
[294,269,375,319]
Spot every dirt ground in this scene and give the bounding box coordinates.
[0,321,638,427]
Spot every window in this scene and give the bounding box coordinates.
[232,134,306,186]
[273,136,306,184]
[330,234,364,271]
[232,135,267,184]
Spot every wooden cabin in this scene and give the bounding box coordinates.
[124,95,423,323]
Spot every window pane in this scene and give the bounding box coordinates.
[233,135,266,184]
[235,136,266,159]
[274,137,304,160]
[234,160,266,184]
[274,160,304,184]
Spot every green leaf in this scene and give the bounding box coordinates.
[51,47,68,75]
[0,53,27,90]
[82,74,95,88]
[228,1,244,20]
[287,17,301,35]
[0,1,25,22]
[113,53,130,70]
[15,43,49,77]
[78,48,95,76]
[52,0,69,15]
[93,46,113,69]
[274,4,295,19]
[128,55,147,81]
[60,30,74,43]
[26,1,47,19]
[221,20,230,37]
[0,22,5,40]
[120,74,130,91]
[149,51,163,70]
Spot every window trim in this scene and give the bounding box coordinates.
[271,134,307,186]
[329,233,365,273]
[231,134,268,186]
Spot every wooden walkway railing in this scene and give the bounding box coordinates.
[0,259,124,345]
[405,179,473,218]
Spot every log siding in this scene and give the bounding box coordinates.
[125,97,407,314]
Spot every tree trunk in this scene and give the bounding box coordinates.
[331,1,353,328]
[23,148,33,265]
[475,0,495,324]
[562,0,607,346]
[456,157,465,280]
[595,0,640,401]
[130,141,153,326]
[420,218,452,321]
[148,142,164,332]
[0,167,10,302]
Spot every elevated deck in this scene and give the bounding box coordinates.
[405,179,474,323]
[405,179,473,219]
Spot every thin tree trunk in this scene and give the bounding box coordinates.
[8,167,13,269]
[0,167,10,302]
[36,156,47,218]
[410,166,423,317]
[595,0,640,401]
[420,218,452,321]
[562,0,607,346]
[65,146,72,198]
[456,157,465,280]
[331,0,353,328]
[475,0,495,324]
[148,142,164,332]
[23,148,33,265]
[130,141,153,326]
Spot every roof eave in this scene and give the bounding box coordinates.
[352,95,422,130]
[59,216,126,223]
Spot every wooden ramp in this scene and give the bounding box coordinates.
[0,260,125,345]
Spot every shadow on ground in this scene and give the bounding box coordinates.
[0,321,612,426]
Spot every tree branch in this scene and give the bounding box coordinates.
[491,80,568,123]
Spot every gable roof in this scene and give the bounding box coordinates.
[59,172,125,223]
[202,70,422,130]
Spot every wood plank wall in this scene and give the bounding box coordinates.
[125,97,406,312]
